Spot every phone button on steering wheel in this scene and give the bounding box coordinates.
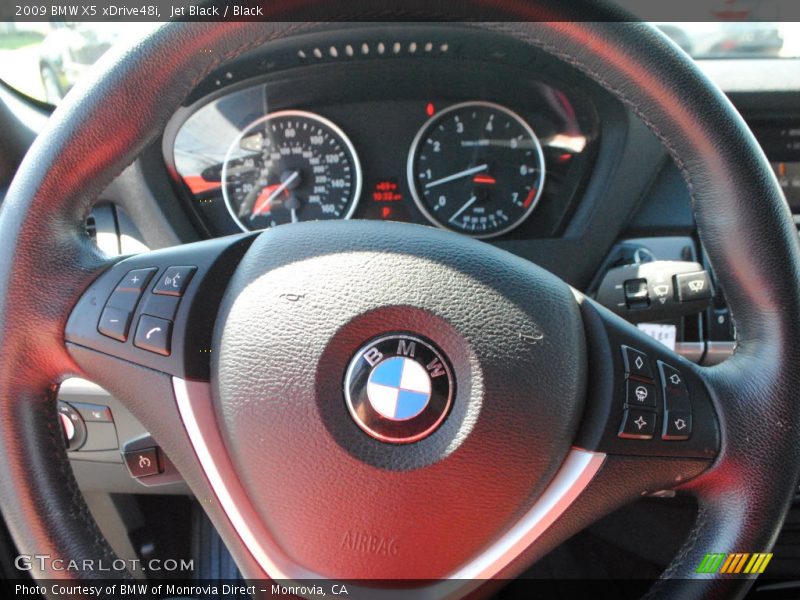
[133,315,173,356]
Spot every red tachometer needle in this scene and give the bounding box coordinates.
[472,174,497,185]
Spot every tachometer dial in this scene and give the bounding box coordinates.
[407,101,546,238]
[222,110,362,232]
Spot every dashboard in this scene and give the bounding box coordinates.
[164,27,600,242]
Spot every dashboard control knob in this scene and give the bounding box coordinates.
[57,402,87,451]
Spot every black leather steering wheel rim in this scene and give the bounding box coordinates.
[1,6,799,599]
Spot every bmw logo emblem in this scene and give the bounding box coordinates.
[344,334,454,444]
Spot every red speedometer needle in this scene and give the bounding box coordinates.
[252,185,281,217]
[250,171,300,220]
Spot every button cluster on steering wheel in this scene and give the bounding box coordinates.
[97,265,196,356]
[618,345,693,441]
[97,268,156,341]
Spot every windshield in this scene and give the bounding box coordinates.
[656,22,799,59]
[0,21,798,106]
[0,22,156,105]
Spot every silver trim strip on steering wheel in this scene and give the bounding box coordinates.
[173,377,606,598]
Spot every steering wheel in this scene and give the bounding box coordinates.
[1,7,799,600]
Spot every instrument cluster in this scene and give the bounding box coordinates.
[165,53,600,241]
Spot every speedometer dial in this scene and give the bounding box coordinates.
[407,101,546,238]
[222,110,362,232]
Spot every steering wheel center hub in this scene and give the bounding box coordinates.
[211,220,587,578]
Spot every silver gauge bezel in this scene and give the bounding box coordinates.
[406,100,547,239]
[221,109,363,233]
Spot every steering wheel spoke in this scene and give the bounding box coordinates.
[487,295,724,573]
[65,234,254,380]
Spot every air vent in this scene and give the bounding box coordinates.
[84,214,97,242]
[296,40,449,63]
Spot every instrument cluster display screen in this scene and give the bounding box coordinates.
[752,123,800,209]
[771,161,800,208]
